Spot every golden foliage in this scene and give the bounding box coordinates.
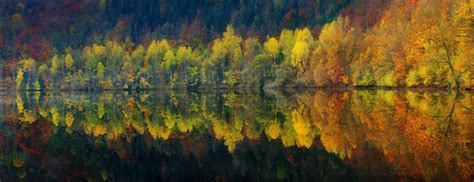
[65,54,74,70]
[16,69,24,89]
[65,112,74,127]
[264,37,280,56]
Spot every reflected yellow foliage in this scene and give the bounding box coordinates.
[20,110,36,124]
[16,94,24,113]
[13,158,25,168]
[265,121,281,140]
[210,114,243,153]
[50,106,60,126]
[65,112,74,127]
[93,124,107,137]
[7,90,473,180]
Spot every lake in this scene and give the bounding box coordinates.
[0,90,472,181]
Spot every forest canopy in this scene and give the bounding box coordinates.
[1,0,473,90]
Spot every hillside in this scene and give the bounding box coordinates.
[1,0,472,90]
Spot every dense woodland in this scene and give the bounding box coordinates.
[1,0,473,90]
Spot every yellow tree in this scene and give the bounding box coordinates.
[452,0,474,88]
[291,41,309,72]
[65,53,74,74]
[278,29,296,62]
[97,61,105,88]
[175,46,193,86]
[49,55,62,88]
[405,0,473,89]
[163,49,176,85]
[145,39,171,86]
[290,28,314,83]
[50,55,59,75]
[351,3,411,87]
[18,58,37,90]
[264,37,280,56]
[211,26,243,86]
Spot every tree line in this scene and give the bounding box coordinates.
[13,0,473,90]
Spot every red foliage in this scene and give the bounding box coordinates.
[339,0,387,29]
[12,0,85,61]
[283,9,293,27]
[0,33,4,49]
[179,15,207,45]
[28,36,52,62]
[15,26,42,51]
[15,27,52,62]
[16,118,52,155]
[0,133,5,152]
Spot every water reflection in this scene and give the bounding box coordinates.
[0,90,472,180]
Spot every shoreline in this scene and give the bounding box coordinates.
[1,86,472,93]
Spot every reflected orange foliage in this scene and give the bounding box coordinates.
[5,90,473,180]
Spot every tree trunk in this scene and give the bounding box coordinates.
[442,42,460,90]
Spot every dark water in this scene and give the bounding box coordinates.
[0,90,472,181]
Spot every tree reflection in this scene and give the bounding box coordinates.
[0,90,472,180]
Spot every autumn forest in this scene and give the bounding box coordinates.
[1,0,472,91]
[0,0,473,181]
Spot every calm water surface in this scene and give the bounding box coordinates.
[0,90,472,181]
